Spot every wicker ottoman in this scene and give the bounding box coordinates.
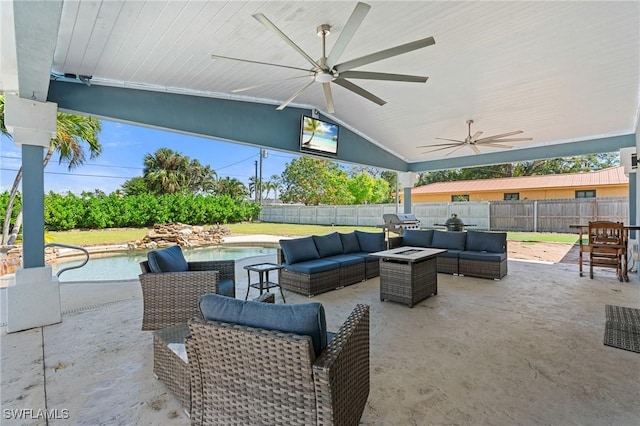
[153,324,191,413]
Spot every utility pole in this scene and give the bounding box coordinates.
[254,160,258,202]
[259,149,268,205]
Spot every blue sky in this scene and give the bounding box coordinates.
[1,119,304,195]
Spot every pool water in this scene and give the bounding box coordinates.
[52,246,276,282]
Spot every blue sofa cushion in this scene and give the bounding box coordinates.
[402,229,434,248]
[324,254,365,267]
[280,237,320,264]
[199,293,327,358]
[285,259,340,274]
[217,278,235,298]
[339,232,361,254]
[431,230,467,250]
[350,252,379,263]
[313,233,344,258]
[459,251,507,262]
[465,231,506,253]
[438,249,462,259]
[355,231,386,253]
[147,245,189,273]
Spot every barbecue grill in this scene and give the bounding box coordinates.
[434,213,476,231]
[380,213,421,236]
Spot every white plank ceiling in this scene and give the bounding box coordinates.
[51,0,639,164]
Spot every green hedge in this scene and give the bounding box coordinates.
[1,191,260,231]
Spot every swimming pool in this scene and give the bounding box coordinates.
[51,246,276,282]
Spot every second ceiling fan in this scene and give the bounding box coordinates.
[211,2,435,113]
[419,120,533,156]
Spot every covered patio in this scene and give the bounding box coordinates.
[2,254,639,424]
[1,1,640,423]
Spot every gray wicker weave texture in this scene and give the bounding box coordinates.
[380,257,437,308]
[459,258,507,280]
[152,293,276,415]
[139,260,235,331]
[153,324,191,411]
[186,304,370,425]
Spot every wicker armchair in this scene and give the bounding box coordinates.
[186,303,370,426]
[139,259,236,331]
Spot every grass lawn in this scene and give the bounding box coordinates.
[47,223,579,247]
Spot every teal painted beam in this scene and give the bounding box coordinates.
[47,81,407,171]
[409,134,636,172]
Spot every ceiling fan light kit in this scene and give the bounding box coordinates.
[211,2,435,113]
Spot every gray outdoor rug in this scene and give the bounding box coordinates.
[604,305,640,353]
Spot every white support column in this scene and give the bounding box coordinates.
[4,94,61,333]
[398,172,417,214]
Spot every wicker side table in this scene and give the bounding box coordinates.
[153,323,191,413]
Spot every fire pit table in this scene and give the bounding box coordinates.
[370,246,446,308]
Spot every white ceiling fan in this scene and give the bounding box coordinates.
[419,120,533,156]
[210,2,435,113]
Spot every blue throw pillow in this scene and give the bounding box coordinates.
[339,232,361,253]
[147,245,189,273]
[402,230,434,248]
[355,231,385,253]
[199,294,327,358]
[313,233,344,258]
[465,231,506,253]
[279,237,320,264]
[431,230,467,250]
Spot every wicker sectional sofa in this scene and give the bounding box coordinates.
[277,231,385,296]
[389,229,508,280]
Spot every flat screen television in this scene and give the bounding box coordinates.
[300,115,339,157]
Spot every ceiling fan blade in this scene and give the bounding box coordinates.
[435,137,465,143]
[322,82,335,113]
[469,131,483,142]
[421,144,463,154]
[475,137,532,144]
[211,54,310,72]
[276,79,315,110]
[470,144,481,155]
[474,130,523,143]
[253,13,319,69]
[333,78,386,106]
[444,145,467,157]
[335,36,435,73]
[478,142,514,149]
[417,142,462,148]
[232,75,312,93]
[326,2,371,68]
[338,71,427,83]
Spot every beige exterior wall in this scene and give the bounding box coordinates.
[405,185,628,203]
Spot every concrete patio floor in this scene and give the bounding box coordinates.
[1,255,639,425]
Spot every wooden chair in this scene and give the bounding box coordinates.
[588,221,625,281]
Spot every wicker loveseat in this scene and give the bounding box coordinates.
[389,229,508,280]
[187,294,370,425]
[139,245,236,330]
[277,231,385,297]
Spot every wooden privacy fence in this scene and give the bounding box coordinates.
[260,197,629,233]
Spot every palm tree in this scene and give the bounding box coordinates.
[215,176,249,199]
[248,176,259,201]
[266,174,282,202]
[302,117,324,145]
[143,148,189,194]
[1,95,102,245]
